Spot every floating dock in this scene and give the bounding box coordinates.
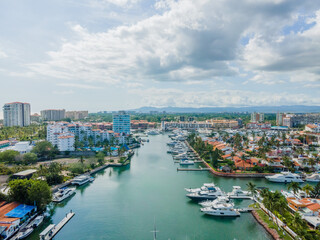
[235,208,254,213]
[177,168,210,171]
[40,212,75,240]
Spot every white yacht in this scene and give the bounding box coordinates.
[179,159,194,165]
[17,228,33,239]
[200,202,240,217]
[186,187,225,201]
[32,214,44,228]
[265,172,304,183]
[53,187,76,202]
[185,183,216,193]
[71,175,94,186]
[227,186,252,199]
[281,189,307,199]
[146,130,159,135]
[306,173,320,182]
[199,196,230,207]
[173,153,188,160]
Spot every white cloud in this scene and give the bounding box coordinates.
[0,49,7,58]
[130,88,320,107]
[57,83,101,89]
[2,0,320,109]
[242,9,320,85]
[53,90,74,95]
[26,0,320,89]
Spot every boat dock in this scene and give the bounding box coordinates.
[40,211,75,240]
[174,160,202,163]
[235,208,254,213]
[177,168,210,171]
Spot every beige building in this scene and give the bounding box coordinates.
[65,111,88,120]
[41,109,66,121]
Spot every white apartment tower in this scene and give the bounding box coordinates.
[276,112,284,126]
[3,102,31,127]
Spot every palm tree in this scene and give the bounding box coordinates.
[308,158,316,170]
[246,182,257,199]
[230,152,235,162]
[79,156,85,165]
[302,184,314,197]
[282,156,292,169]
[291,212,307,231]
[287,182,301,196]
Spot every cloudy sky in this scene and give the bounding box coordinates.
[0,0,320,115]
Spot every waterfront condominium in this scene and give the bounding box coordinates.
[41,109,66,121]
[113,111,131,135]
[250,112,264,123]
[3,102,31,127]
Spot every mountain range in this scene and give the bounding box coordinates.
[129,105,320,114]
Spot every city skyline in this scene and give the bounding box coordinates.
[1,0,320,116]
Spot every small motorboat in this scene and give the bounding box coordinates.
[17,228,33,239]
[32,214,44,228]
[179,159,194,165]
[227,186,252,199]
[199,196,230,207]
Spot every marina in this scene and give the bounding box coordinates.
[26,133,302,239]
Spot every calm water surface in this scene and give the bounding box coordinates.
[28,134,296,240]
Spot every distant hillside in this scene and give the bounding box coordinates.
[130,105,320,114]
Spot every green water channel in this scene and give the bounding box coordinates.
[28,133,301,240]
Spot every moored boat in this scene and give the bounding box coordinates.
[227,186,252,199]
[185,183,216,193]
[53,187,76,202]
[200,202,240,217]
[17,228,33,239]
[306,173,320,182]
[179,159,194,165]
[199,196,230,207]
[71,175,94,186]
[187,187,225,201]
[32,214,44,228]
[265,172,304,183]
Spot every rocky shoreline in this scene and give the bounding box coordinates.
[251,210,281,240]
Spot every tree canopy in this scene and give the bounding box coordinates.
[8,179,52,210]
[32,141,58,158]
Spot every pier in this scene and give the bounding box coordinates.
[177,168,210,171]
[40,212,75,240]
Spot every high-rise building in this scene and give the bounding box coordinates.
[3,102,31,127]
[276,112,284,126]
[250,112,264,123]
[113,111,130,135]
[41,109,66,121]
[65,111,88,120]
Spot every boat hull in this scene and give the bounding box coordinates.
[53,191,76,202]
[305,179,320,182]
[186,195,219,201]
[201,210,240,217]
[265,178,304,183]
[228,195,252,199]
